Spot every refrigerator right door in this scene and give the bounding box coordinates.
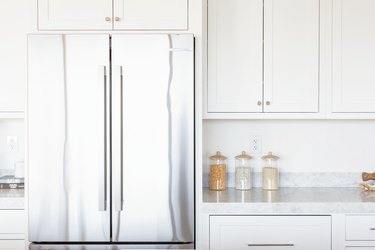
[111,34,194,243]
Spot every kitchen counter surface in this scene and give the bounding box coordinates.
[202,187,375,214]
[0,189,24,209]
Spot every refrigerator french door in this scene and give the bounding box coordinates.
[28,34,194,245]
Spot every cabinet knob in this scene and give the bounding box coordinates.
[266,101,271,105]
[257,101,262,106]
[105,17,111,22]
[115,17,121,22]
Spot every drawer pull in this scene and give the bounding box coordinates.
[370,228,375,230]
[248,243,294,247]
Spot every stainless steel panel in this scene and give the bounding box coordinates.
[28,34,111,242]
[29,243,195,250]
[111,34,194,243]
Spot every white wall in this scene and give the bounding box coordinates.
[0,119,24,170]
[203,120,375,175]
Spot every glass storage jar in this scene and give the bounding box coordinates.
[262,152,280,190]
[235,151,252,190]
[209,151,227,191]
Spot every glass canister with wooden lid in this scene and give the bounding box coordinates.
[235,151,252,190]
[262,152,280,190]
[209,151,227,191]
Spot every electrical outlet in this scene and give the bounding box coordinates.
[249,135,262,155]
[7,136,18,153]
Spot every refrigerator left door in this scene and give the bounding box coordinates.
[28,34,111,242]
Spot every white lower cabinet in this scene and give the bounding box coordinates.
[346,215,375,241]
[344,215,375,250]
[209,215,331,250]
[0,240,25,250]
[0,210,25,250]
[347,248,375,250]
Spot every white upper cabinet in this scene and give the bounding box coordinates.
[38,0,113,30]
[263,0,319,113]
[208,0,263,112]
[332,0,375,113]
[0,0,29,112]
[113,0,188,30]
[38,0,188,30]
[207,0,320,114]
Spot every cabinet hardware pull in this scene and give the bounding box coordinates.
[266,101,271,105]
[257,101,262,106]
[248,243,294,247]
[105,17,111,22]
[370,228,375,230]
[115,17,121,22]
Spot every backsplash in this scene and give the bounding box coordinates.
[203,172,363,188]
[0,119,24,171]
[203,120,375,187]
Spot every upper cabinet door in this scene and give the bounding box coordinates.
[38,0,112,30]
[332,0,375,112]
[113,0,188,30]
[263,0,320,113]
[207,0,263,113]
[0,0,29,112]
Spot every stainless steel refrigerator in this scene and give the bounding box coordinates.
[27,34,194,249]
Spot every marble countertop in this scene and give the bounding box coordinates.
[202,187,375,214]
[0,189,24,209]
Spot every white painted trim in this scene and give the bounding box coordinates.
[0,113,24,119]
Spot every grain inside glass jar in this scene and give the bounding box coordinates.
[209,151,227,190]
[235,151,252,190]
[261,152,280,190]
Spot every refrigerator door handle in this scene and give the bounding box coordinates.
[98,66,107,212]
[113,65,124,212]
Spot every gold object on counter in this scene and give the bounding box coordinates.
[360,182,375,191]
[362,172,375,181]
[209,151,227,191]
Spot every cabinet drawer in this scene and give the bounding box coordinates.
[0,210,25,239]
[346,215,375,241]
[0,240,25,250]
[346,248,375,250]
[210,216,331,250]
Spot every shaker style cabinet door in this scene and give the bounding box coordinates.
[207,0,263,112]
[0,0,28,112]
[113,0,188,30]
[38,0,113,30]
[332,0,375,112]
[263,0,319,113]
